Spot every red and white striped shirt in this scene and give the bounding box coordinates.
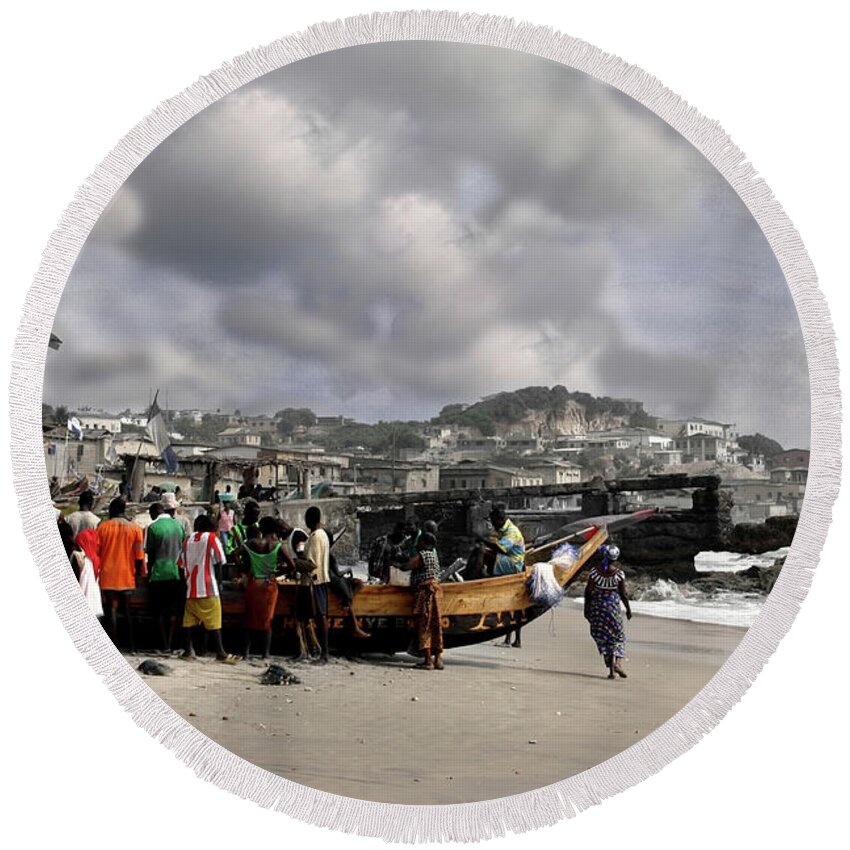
[179,532,226,599]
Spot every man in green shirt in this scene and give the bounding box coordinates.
[145,502,187,653]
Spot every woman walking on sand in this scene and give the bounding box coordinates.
[584,543,632,679]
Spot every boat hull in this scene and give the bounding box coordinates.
[128,527,609,654]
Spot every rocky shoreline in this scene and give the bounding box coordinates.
[564,556,785,599]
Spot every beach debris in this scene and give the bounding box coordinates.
[260,664,301,686]
[303,686,313,692]
[510,686,518,691]
[222,716,229,721]
[555,711,562,716]
[188,712,197,717]
[137,659,172,676]
[528,739,538,745]
[411,696,419,701]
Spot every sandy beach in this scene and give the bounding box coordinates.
[134,606,745,804]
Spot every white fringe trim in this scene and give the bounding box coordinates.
[8,9,840,843]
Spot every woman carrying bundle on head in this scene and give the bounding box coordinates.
[584,543,632,680]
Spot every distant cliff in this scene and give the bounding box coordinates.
[433,385,652,437]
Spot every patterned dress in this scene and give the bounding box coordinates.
[587,565,627,659]
[412,549,444,655]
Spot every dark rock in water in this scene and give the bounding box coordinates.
[137,659,172,676]
[260,664,301,686]
[729,515,798,554]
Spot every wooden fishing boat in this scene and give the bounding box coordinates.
[127,508,656,654]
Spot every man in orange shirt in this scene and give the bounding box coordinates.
[97,497,145,652]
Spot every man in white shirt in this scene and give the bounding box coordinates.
[304,505,331,663]
[66,491,100,538]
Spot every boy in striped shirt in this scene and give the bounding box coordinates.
[179,514,237,663]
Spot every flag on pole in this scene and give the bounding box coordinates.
[146,395,179,475]
[67,417,83,440]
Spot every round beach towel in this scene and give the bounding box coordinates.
[8,9,841,844]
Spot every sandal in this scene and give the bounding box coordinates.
[217,654,239,665]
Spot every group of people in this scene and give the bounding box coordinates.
[57,491,448,669]
[58,491,633,677]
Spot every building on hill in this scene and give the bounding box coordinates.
[724,476,806,523]
[520,458,582,485]
[120,413,148,428]
[224,414,278,433]
[44,427,116,481]
[218,427,262,447]
[769,466,808,485]
[440,462,544,491]
[657,417,739,442]
[651,449,685,467]
[344,457,439,494]
[316,414,354,429]
[244,415,279,433]
[656,418,745,465]
[769,449,810,470]
[586,427,673,451]
[175,409,206,424]
[77,413,122,434]
[503,433,545,455]
[455,434,505,460]
[743,453,766,474]
[552,434,633,452]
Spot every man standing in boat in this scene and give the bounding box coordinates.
[483,503,527,648]
[483,503,526,576]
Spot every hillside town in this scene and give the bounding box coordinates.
[42,387,807,526]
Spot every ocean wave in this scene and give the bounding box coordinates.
[694,548,789,573]
[574,578,764,628]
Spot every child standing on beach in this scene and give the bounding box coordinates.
[179,514,237,664]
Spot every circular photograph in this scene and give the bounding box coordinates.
[43,41,809,805]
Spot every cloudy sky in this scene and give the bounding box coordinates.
[46,43,810,448]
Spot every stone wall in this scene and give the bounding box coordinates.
[157,473,797,576]
[266,498,360,564]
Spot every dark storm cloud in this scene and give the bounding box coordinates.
[47,42,810,447]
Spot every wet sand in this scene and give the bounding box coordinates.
[134,606,745,804]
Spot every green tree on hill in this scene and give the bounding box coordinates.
[738,433,784,458]
[275,408,317,436]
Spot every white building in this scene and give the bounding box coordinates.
[77,414,122,434]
